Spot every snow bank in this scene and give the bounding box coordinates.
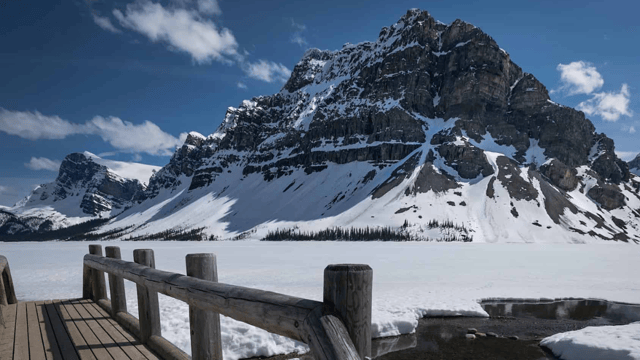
[541,322,640,360]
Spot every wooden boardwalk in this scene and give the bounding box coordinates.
[0,299,159,360]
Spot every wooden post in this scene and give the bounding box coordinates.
[89,245,107,301]
[105,246,127,316]
[82,263,92,299]
[0,255,18,305]
[133,249,161,343]
[186,254,223,360]
[323,264,373,360]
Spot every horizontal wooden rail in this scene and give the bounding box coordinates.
[0,255,18,305]
[83,246,370,360]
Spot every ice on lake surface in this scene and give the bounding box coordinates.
[2,241,639,360]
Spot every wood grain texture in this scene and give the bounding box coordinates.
[44,301,80,360]
[133,249,162,344]
[88,300,160,360]
[69,299,130,360]
[35,301,63,360]
[0,255,18,305]
[54,299,97,360]
[88,245,107,301]
[61,300,111,359]
[186,253,223,360]
[84,254,321,342]
[14,302,29,360]
[0,303,17,360]
[324,264,372,359]
[27,301,47,360]
[105,246,127,316]
[303,307,361,360]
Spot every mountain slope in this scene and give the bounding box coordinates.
[0,152,159,236]
[4,9,639,243]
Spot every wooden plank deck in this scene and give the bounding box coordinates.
[0,299,161,360]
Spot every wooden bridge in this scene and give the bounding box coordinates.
[0,245,380,360]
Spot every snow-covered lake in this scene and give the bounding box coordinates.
[2,241,639,359]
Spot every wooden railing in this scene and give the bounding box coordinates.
[82,245,373,360]
[0,254,18,306]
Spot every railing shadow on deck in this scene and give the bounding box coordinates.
[82,245,374,360]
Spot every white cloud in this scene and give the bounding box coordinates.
[92,14,122,33]
[0,185,8,194]
[113,0,238,64]
[0,108,186,155]
[24,157,61,172]
[243,60,291,83]
[0,108,81,140]
[197,0,220,15]
[631,126,637,134]
[131,153,143,162]
[556,61,604,95]
[290,18,307,47]
[290,33,307,46]
[237,82,247,89]
[577,84,632,122]
[85,116,188,155]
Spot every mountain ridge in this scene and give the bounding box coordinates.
[2,9,639,243]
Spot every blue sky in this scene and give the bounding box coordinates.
[0,0,638,206]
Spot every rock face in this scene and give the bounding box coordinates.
[629,154,640,176]
[3,9,639,243]
[0,153,149,238]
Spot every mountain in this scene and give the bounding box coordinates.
[3,9,639,243]
[630,154,640,176]
[0,152,159,236]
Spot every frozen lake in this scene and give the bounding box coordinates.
[2,241,639,359]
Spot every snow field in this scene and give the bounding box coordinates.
[2,241,639,359]
[541,322,640,360]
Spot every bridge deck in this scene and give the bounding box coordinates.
[0,299,160,360]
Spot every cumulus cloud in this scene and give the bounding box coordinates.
[630,126,636,134]
[243,60,291,83]
[556,61,604,95]
[237,82,247,89]
[576,84,632,122]
[92,14,122,33]
[0,108,186,155]
[24,157,61,172]
[113,0,238,64]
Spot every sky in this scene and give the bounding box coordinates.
[0,0,638,206]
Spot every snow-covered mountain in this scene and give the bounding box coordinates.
[0,152,159,236]
[629,154,640,176]
[2,10,639,243]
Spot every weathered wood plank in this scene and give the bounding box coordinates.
[0,303,17,360]
[0,255,18,305]
[88,246,107,301]
[87,301,160,360]
[27,301,47,360]
[324,264,372,359]
[105,247,127,316]
[186,253,223,360]
[69,299,129,360]
[36,301,64,360]
[303,307,361,360]
[54,300,98,360]
[14,302,30,360]
[133,249,161,344]
[85,254,321,342]
[61,300,113,360]
[44,300,80,360]
[77,299,148,360]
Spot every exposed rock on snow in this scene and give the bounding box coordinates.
[2,9,638,243]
